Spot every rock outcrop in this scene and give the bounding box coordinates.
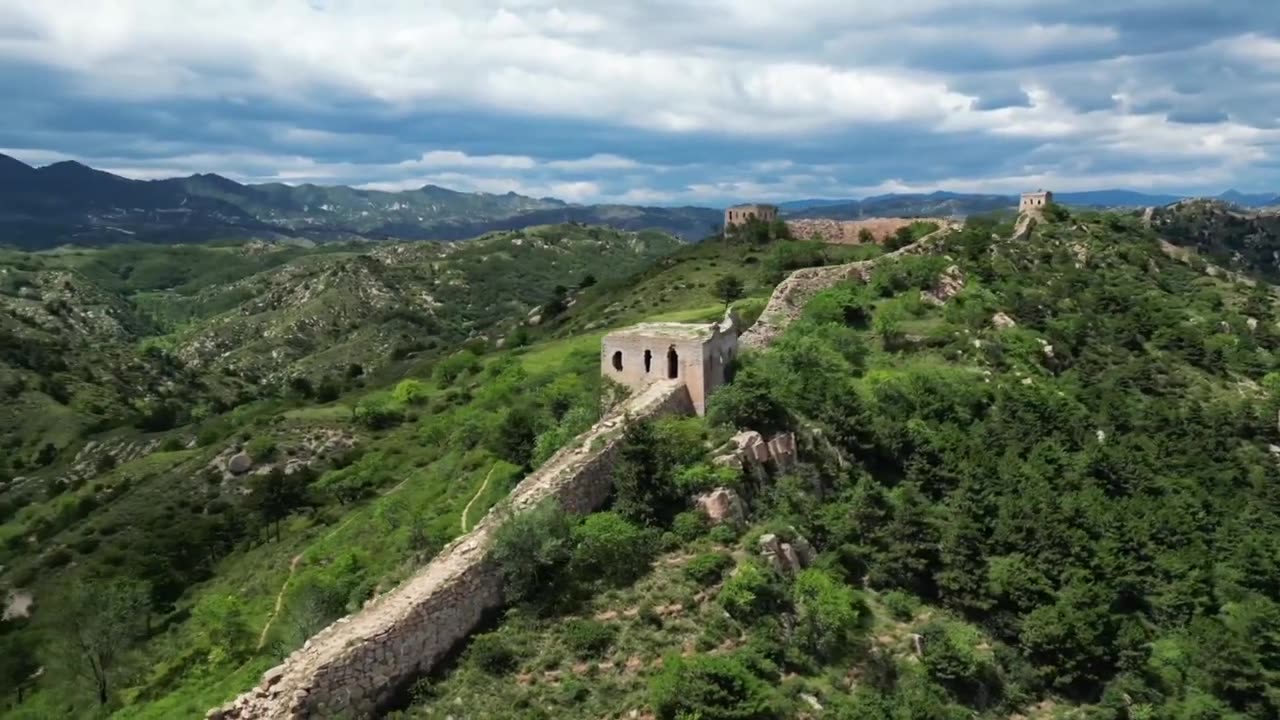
[695,487,746,526]
[211,380,693,720]
[758,529,815,576]
[712,430,798,474]
[920,265,965,306]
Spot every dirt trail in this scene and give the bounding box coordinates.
[255,470,421,649]
[258,555,303,649]
[461,464,499,533]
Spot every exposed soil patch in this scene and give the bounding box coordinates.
[3,589,33,621]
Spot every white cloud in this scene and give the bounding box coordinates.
[1,1,1277,200]
[546,154,640,171]
[404,150,537,170]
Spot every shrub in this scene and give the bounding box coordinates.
[571,512,656,587]
[392,379,431,405]
[650,653,780,720]
[791,569,862,662]
[719,561,783,623]
[882,590,921,621]
[491,500,574,603]
[685,552,734,586]
[671,511,710,543]
[191,594,254,664]
[433,351,480,385]
[467,632,518,675]
[563,618,616,658]
[354,394,404,430]
[708,524,740,545]
[246,435,277,462]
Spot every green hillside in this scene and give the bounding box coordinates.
[2,208,1280,720]
[399,209,1280,720]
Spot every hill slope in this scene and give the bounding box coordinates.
[398,209,1280,720]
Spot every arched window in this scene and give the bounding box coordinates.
[611,350,623,371]
[667,346,679,379]
[644,349,652,374]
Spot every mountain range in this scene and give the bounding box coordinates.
[2,152,1277,249]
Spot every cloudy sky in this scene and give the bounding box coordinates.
[1,0,1278,205]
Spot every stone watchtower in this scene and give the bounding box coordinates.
[1019,190,1053,212]
[724,203,779,230]
[601,311,739,416]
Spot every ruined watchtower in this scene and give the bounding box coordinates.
[601,312,739,416]
[724,203,779,230]
[1019,190,1053,212]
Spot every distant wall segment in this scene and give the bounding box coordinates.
[211,380,693,720]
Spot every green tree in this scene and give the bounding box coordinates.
[246,467,311,541]
[490,500,574,603]
[873,303,905,348]
[0,632,38,704]
[791,569,863,662]
[612,420,681,524]
[55,578,150,705]
[714,274,746,310]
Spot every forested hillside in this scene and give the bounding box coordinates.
[399,208,1280,720]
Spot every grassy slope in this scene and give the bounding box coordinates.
[0,227,694,718]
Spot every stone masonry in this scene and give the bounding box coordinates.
[741,222,956,349]
[601,310,738,416]
[723,203,779,229]
[1019,190,1053,213]
[211,379,693,720]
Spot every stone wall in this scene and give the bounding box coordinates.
[211,379,694,720]
[741,223,956,350]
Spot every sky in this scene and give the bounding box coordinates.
[0,0,1278,205]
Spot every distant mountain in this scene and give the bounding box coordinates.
[2,153,1276,248]
[0,154,719,249]
[775,199,854,212]
[786,188,1280,220]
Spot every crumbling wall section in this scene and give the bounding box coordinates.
[741,224,955,349]
[211,379,693,720]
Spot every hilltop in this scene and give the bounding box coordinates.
[0,205,1279,720]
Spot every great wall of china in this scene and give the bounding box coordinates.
[210,218,977,719]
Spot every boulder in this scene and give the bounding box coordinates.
[696,487,746,526]
[227,452,253,475]
[919,265,966,306]
[992,312,1017,330]
[758,531,813,576]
